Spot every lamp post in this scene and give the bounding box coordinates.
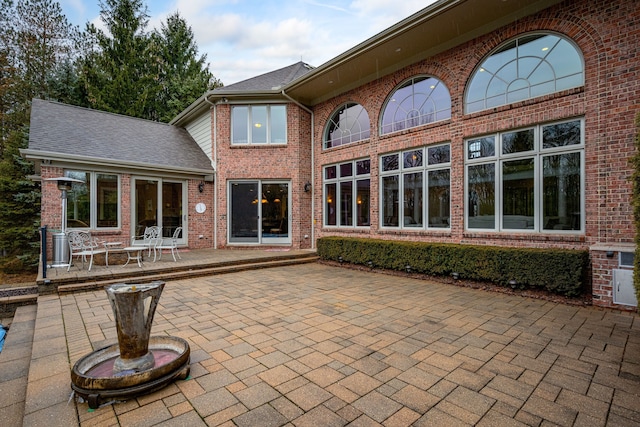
[45,177,84,267]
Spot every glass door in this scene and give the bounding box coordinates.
[132,177,186,244]
[261,182,290,244]
[229,181,291,244]
[229,182,259,243]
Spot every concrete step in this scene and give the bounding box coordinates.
[57,254,319,294]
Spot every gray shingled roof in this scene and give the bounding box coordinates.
[27,99,213,173]
[219,61,314,92]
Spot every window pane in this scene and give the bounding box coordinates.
[543,152,581,230]
[403,172,423,227]
[97,174,118,228]
[382,154,399,171]
[502,158,534,229]
[340,181,353,226]
[467,164,495,229]
[325,166,337,180]
[428,169,450,228]
[324,103,370,148]
[325,183,336,226]
[403,150,423,168]
[66,171,90,228]
[468,136,495,159]
[382,175,399,227]
[270,105,287,143]
[356,179,370,226]
[232,106,248,144]
[251,106,267,143]
[428,145,450,164]
[356,159,370,175]
[502,129,534,154]
[543,120,581,149]
[340,162,353,177]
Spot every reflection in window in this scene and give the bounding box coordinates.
[65,170,119,229]
[466,33,584,113]
[324,159,370,227]
[232,105,287,144]
[465,119,583,232]
[324,103,371,148]
[380,144,451,229]
[381,76,451,135]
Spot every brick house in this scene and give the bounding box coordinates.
[24,0,639,309]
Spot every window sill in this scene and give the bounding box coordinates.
[462,231,586,243]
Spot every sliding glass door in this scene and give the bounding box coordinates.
[132,177,186,244]
[229,180,290,244]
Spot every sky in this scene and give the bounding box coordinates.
[59,0,437,86]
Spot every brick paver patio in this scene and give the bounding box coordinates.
[19,264,640,426]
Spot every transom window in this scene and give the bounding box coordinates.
[380,76,451,135]
[465,119,583,232]
[324,102,370,149]
[231,104,287,144]
[380,144,451,229]
[324,159,370,227]
[466,33,584,113]
[65,170,120,229]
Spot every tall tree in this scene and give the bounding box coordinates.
[0,0,76,265]
[80,0,160,120]
[155,12,221,122]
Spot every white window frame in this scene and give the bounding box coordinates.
[65,170,121,230]
[323,159,371,228]
[231,104,287,145]
[464,118,584,233]
[379,143,451,230]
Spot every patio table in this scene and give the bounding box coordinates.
[122,247,144,268]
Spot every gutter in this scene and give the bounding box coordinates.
[281,90,315,249]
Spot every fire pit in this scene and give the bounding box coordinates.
[70,281,190,409]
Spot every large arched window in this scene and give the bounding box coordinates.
[380,76,451,135]
[324,103,370,149]
[466,33,584,114]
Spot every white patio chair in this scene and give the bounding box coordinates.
[67,230,105,271]
[131,225,161,261]
[156,227,182,262]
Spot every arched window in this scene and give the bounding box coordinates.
[324,103,370,149]
[466,33,584,114]
[380,76,451,135]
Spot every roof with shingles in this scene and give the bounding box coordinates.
[218,61,314,92]
[27,99,213,173]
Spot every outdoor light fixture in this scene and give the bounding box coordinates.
[509,279,517,288]
[452,272,460,280]
[606,251,614,258]
[304,181,312,192]
[198,181,205,193]
[338,256,344,264]
[367,260,373,268]
[405,265,412,274]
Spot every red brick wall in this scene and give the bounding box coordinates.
[39,166,213,257]
[312,0,640,309]
[213,103,313,249]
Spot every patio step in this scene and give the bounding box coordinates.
[56,253,319,294]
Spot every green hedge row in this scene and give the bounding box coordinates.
[317,237,589,297]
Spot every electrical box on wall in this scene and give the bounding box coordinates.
[613,269,637,307]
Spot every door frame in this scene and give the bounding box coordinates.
[131,176,188,245]
[227,179,291,245]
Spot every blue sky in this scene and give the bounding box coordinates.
[59,0,435,86]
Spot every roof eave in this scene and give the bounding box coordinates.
[20,149,215,178]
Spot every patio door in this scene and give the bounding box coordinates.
[228,181,290,245]
[132,177,187,244]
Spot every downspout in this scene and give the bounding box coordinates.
[204,94,218,249]
[281,90,315,249]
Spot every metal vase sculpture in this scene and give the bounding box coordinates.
[106,281,165,374]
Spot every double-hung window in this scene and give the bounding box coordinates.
[380,144,451,229]
[65,171,120,229]
[231,105,287,144]
[324,159,370,227]
[465,119,583,232]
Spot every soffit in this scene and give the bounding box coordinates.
[284,0,563,106]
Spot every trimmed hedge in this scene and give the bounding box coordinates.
[317,237,588,297]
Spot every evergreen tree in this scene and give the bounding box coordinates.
[80,0,160,120]
[155,12,221,122]
[0,0,76,267]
